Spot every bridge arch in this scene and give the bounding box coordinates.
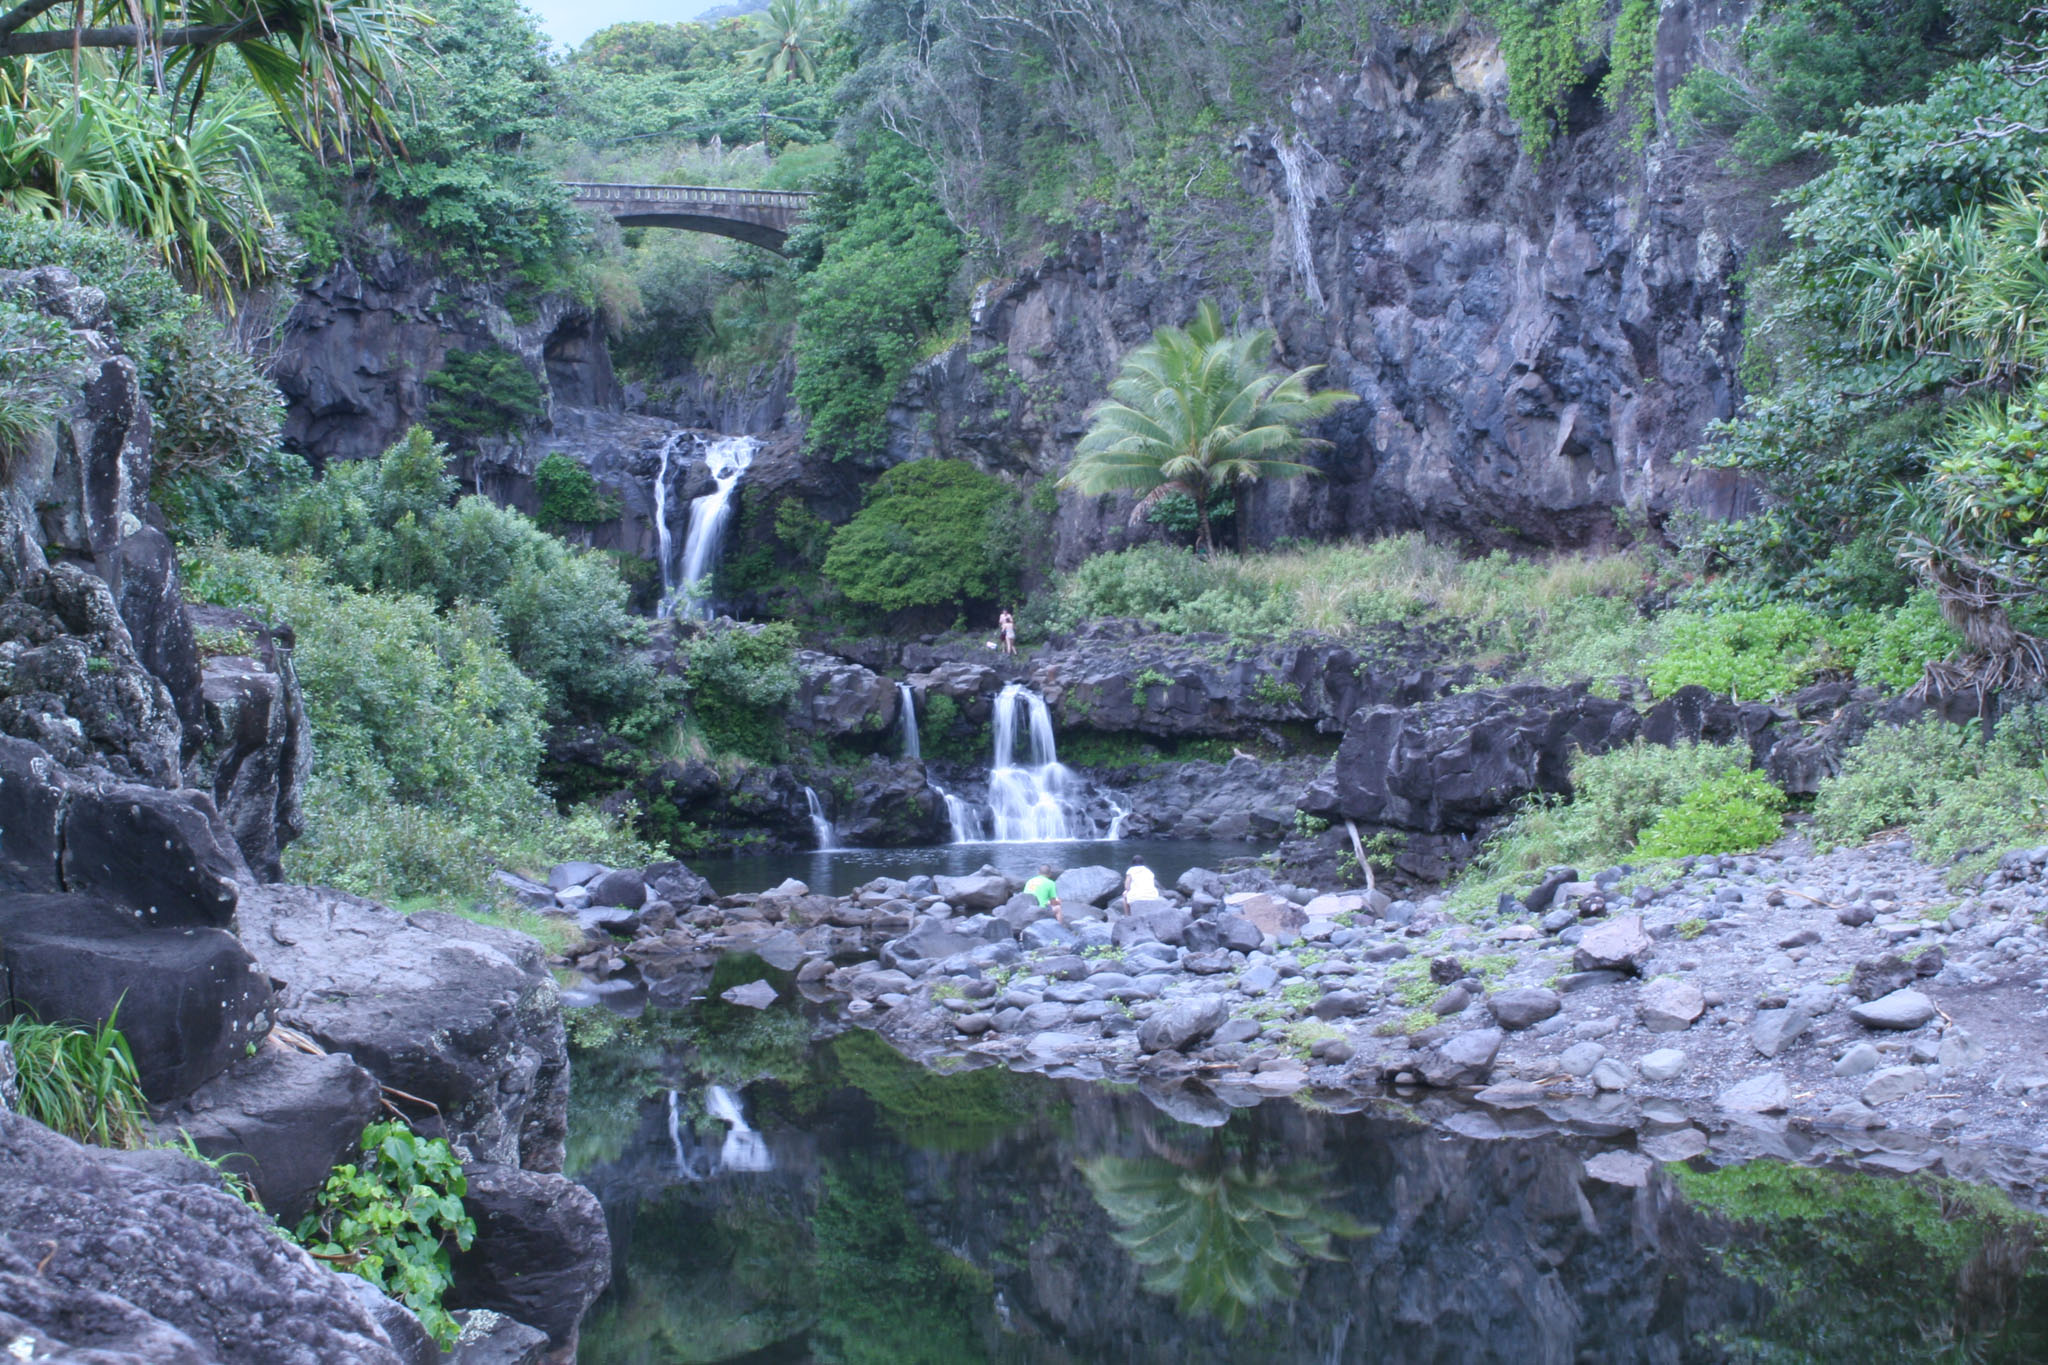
[563,182,812,253]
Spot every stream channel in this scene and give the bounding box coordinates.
[565,954,2048,1363]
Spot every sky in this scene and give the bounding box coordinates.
[525,0,727,51]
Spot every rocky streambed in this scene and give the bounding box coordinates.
[553,834,2048,1198]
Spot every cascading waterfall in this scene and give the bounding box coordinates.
[673,434,758,620]
[1275,133,1333,313]
[650,432,687,616]
[986,682,1091,841]
[897,682,920,759]
[942,790,987,843]
[705,1084,772,1173]
[803,786,838,851]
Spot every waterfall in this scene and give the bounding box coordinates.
[1274,133,1332,313]
[942,788,986,843]
[897,682,920,759]
[706,1084,772,1173]
[986,682,1090,842]
[674,435,758,619]
[803,786,838,851]
[650,432,687,615]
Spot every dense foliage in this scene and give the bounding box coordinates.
[0,1012,149,1149]
[293,1122,475,1349]
[821,459,1018,612]
[423,346,547,448]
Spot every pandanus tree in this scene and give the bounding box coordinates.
[747,0,841,84]
[1059,301,1356,554]
[0,0,425,291]
[1080,1149,1374,1330]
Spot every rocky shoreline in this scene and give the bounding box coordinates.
[555,831,2048,1205]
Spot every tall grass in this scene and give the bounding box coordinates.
[2,1010,150,1149]
[1040,535,1664,686]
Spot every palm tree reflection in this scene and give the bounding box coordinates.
[1081,1128,1375,1329]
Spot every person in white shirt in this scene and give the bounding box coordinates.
[1123,855,1159,908]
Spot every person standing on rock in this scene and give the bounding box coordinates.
[1123,855,1159,911]
[998,608,1017,655]
[1025,863,1063,923]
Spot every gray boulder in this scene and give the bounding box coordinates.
[1638,978,1705,1033]
[182,613,311,884]
[583,867,646,909]
[1750,1006,1811,1058]
[645,860,715,906]
[159,1047,382,1223]
[1717,1072,1791,1114]
[236,885,569,1172]
[1573,914,1654,975]
[1849,988,1937,1031]
[1415,1028,1503,1087]
[61,783,246,928]
[546,862,607,891]
[1137,995,1231,1053]
[935,871,1011,912]
[1488,987,1561,1031]
[1021,919,1079,952]
[1055,865,1124,908]
[0,736,70,892]
[445,1162,611,1352]
[881,917,989,968]
[0,1110,411,1362]
[492,870,555,909]
[0,895,273,1102]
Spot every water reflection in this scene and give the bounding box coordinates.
[568,1016,2048,1363]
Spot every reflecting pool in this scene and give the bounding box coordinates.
[567,968,2048,1363]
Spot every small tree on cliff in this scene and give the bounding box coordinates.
[1060,302,1355,555]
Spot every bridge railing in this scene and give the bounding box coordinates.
[561,182,814,211]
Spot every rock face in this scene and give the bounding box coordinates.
[0,896,273,1103]
[447,1162,612,1353]
[1301,685,1641,835]
[0,1111,411,1363]
[183,606,311,881]
[875,20,1756,563]
[789,651,897,738]
[237,886,571,1173]
[274,245,617,466]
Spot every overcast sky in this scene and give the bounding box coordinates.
[525,0,724,51]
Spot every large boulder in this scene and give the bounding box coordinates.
[1054,865,1123,908]
[158,1047,383,1223]
[934,870,1011,912]
[788,652,897,737]
[236,885,569,1172]
[880,916,990,969]
[1137,995,1230,1053]
[183,607,311,883]
[833,757,950,846]
[0,735,70,891]
[445,1162,610,1353]
[0,895,273,1102]
[644,860,715,907]
[1415,1028,1503,1087]
[1300,685,1640,833]
[60,782,246,927]
[0,1110,413,1363]
[1573,914,1655,976]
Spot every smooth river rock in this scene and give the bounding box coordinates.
[1849,989,1937,1031]
[1636,978,1704,1033]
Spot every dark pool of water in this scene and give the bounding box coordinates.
[566,974,2048,1364]
[693,838,1259,898]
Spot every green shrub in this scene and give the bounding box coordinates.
[1633,767,1787,859]
[293,1122,476,1349]
[1853,593,1964,689]
[533,453,621,525]
[1452,740,1763,913]
[1812,711,2048,863]
[146,315,285,482]
[683,622,801,762]
[0,1011,148,1149]
[791,136,963,460]
[821,461,1019,613]
[424,346,546,447]
[181,543,649,901]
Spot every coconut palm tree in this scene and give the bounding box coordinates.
[1059,301,1356,554]
[746,0,841,84]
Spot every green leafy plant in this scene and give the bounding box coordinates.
[1251,674,1303,709]
[1130,667,1173,705]
[1812,710,2048,864]
[820,460,1019,613]
[1632,766,1788,859]
[533,453,622,525]
[424,346,545,447]
[293,1121,476,1349]
[0,1009,148,1149]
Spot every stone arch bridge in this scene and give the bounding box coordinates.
[562,182,812,252]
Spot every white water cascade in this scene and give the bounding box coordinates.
[705,1084,773,1173]
[670,435,758,619]
[986,682,1093,842]
[897,682,920,759]
[650,432,687,615]
[803,786,838,850]
[942,789,987,843]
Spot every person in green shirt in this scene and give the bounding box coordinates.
[1023,864,1062,923]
